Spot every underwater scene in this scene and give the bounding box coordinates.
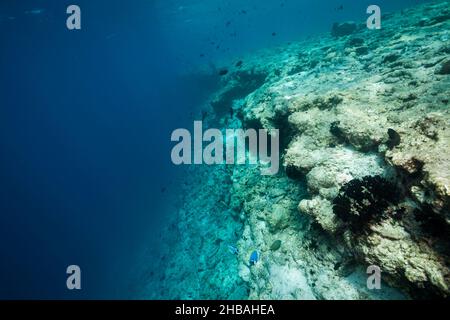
[0,0,449,301]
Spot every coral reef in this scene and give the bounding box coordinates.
[139,0,450,300]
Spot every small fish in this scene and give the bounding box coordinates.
[228,245,239,255]
[201,110,208,121]
[106,33,118,40]
[218,68,228,76]
[249,250,259,265]
[25,9,45,15]
[2,16,16,21]
[387,128,401,149]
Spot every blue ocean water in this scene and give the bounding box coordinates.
[0,0,433,299]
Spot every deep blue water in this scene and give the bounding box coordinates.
[0,0,431,299]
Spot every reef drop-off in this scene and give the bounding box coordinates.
[135,0,450,300]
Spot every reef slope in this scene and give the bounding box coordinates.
[139,0,449,299]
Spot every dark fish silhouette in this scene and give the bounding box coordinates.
[387,128,401,149]
[218,68,229,76]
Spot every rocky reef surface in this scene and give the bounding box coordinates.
[137,1,449,299]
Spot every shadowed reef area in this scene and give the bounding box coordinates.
[135,0,450,300]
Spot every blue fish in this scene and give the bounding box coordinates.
[249,250,259,265]
[228,245,239,255]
